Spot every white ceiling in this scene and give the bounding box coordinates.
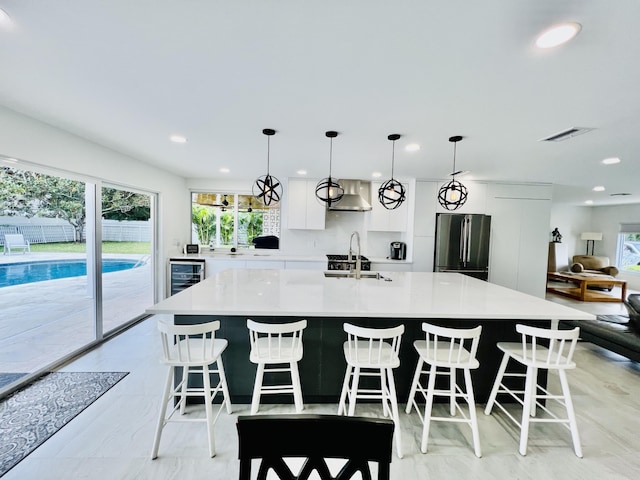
[1,0,639,206]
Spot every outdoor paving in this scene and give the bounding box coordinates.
[0,252,153,374]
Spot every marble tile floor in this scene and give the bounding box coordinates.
[4,307,640,480]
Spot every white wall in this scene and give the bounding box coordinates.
[0,105,189,299]
[549,204,592,260]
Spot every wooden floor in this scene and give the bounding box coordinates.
[4,289,640,479]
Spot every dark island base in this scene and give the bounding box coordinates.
[175,315,550,405]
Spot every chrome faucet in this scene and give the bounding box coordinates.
[348,231,362,279]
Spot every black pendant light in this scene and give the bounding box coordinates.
[378,134,406,210]
[437,135,468,210]
[253,128,282,206]
[315,131,344,206]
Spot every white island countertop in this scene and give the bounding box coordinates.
[147,269,594,321]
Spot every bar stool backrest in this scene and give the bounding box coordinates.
[343,323,404,367]
[247,319,307,362]
[157,319,222,365]
[515,324,580,368]
[421,323,482,368]
[237,414,394,480]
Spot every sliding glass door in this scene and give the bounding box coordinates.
[100,185,154,335]
[0,164,156,393]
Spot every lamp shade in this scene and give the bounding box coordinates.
[580,232,603,241]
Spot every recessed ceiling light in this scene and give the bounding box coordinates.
[169,135,187,143]
[405,143,420,152]
[584,200,594,205]
[601,157,621,165]
[372,172,382,178]
[296,170,307,175]
[535,22,581,49]
[219,167,230,173]
[0,8,11,26]
[593,186,605,192]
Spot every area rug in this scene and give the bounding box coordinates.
[0,371,129,477]
[0,374,27,390]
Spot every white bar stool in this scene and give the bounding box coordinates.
[151,319,232,459]
[405,323,482,457]
[247,319,307,415]
[484,324,582,457]
[337,322,405,459]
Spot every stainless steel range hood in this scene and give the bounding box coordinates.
[328,179,372,211]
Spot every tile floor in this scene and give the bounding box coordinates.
[3,285,640,479]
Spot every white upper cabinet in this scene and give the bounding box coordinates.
[367,181,409,232]
[286,179,326,230]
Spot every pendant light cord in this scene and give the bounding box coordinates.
[266,135,271,175]
[391,138,396,178]
[328,137,333,178]
[452,141,457,179]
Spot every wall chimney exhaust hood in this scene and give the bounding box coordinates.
[328,180,372,211]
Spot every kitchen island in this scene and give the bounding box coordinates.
[146,269,594,404]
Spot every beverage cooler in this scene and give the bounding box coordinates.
[169,258,205,295]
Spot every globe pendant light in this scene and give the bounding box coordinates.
[315,131,344,206]
[253,128,282,206]
[378,134,406,210]
[437,135,468,210]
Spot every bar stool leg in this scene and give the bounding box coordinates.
[216,357,233,414]
[380,368,390,417]
[337,365,352,415]
[348,367,361,416]
[519,366,535,456]
[251,363,265,415]
[202,365,216,457]
[386,367,403,459]
[179,366,189,415]
[420,363,438,454]
[151,366,174,459]
[559,369,583,458]
[449,368,456,416]
[290,361,304,413]
[464,368,482,458]
[405,358,423,414]
[484,353,510,415]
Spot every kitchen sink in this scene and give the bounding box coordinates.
[323,271,389,280]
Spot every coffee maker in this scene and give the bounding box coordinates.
[389,241,406,260]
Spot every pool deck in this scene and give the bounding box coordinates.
[0,252,153,374]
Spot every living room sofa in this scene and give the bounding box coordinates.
[561,294,640,362]
[570,255,619,277]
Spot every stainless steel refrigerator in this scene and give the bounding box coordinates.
[434,213,491,280]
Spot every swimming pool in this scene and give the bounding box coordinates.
[0,259,141,288]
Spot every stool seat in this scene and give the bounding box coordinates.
[405,323,482,457]
[151,319,232,459]
[484,324,582,457]
[337,322,404,459]
[247,319,307,415]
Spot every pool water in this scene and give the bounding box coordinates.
[0,259,141,288]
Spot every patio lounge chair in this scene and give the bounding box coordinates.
[3,234,31,254]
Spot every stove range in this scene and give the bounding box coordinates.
[326,254,371,271]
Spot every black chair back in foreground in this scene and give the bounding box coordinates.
[236,414,394,480]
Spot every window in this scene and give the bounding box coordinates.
[616,224,640,274]
[191,192,280,250]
